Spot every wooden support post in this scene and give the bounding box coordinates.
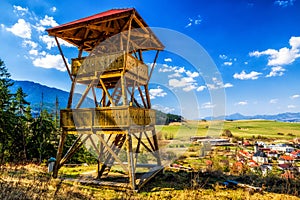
[121,74,128,106]
[55,37,73,81]
[92,87,98,107]
[144,131,155,152]
[99,78,115,106]
[144,85,151,109]
[101,89,106,107]
[67,81,76,108]
[97,134,128,173]
[126,133,136,190]
[138,86,147,108]
[76,79,96,109]
[152,129,161,166]
[148,50,160,82]
[53,131,66,178]
[134,132,143,167]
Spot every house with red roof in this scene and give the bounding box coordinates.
[289,150,300,159]
[278,155,294,164]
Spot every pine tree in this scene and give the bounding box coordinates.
[0,59,14,163]
[10,87,31,161]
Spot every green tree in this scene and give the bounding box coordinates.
[9,87,31,161]
[27,110,58,163]
[0,59,14,163]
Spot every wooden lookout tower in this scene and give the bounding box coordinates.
[47,8,164,190]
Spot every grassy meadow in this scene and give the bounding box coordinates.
[157,120,300,141]
[1,120,300,199]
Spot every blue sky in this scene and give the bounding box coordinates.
[0,0,300,119]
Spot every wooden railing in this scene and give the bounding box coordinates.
[71,52,148,84]
[60,106,155,132]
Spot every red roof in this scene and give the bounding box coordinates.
[47,8,134,31]
[280,155,294,161]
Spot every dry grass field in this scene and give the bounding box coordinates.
[1,120,300,199]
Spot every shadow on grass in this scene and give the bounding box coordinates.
[141,169,300,197]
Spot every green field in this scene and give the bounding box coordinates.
[157,120,300,141]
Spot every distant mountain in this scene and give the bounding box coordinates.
[224,112,300,122]
[11,80,300,122]
[10,80,94,114]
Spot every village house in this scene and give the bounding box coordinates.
[252,150,268,164]
[269,143,295,153]
[278,155,294,164]
[267,150,279,158]
[289,150,300,159]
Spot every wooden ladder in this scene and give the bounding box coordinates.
[98,134,127,177]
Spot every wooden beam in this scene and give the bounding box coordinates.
[55,36,73,81]
[148,50,160,83]
[138,86,147,108]
[144,131,156,152]
[52,131,66,178]
[126,133,136,190]
[75,79,96,109]
[92,87,98,107]
[99,78,115,106]
[87,24,115,33]
[144,85,151,109]
[78,28,90,58]
[132,133,156,157]
[97,134,128,172]
[121,74,128,106]
[151,129,161,166]
[67,81,76,108]
[132,15,149,33]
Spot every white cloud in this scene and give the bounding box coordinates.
[270,99,278,104]
[13,5,28,12]
[219,54,227,60]
[201,102,215,109]
[22,40,38,49]
[183,85,197,92]
[196,85,206,92]
[51,7,57,12]
[149,86,167,99]
[169,77,195,87]
[39,35,73,49]
[266,66,285,77]
[185,15,202,28]
[152,104,175,114]
[290,94,300,99]
[39,35,56,49]
[250,36,300,67]
[288,105,296,109]
[39,15,58,27]
[233,70,262,80]
[13,5,29,16]
[236,101,248,106]
[274,0,295,7]
[29,49,38,56]
[207,77,233,90]
[223,83,233,88]
[224,61,233,66]
[186,70,199,78]
[164,58,172,62]
[6,19,31,39]
[33,54,69,71]
[168,72,181,78]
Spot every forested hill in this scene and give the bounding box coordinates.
[10,80,94,114]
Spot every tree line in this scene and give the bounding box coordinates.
[0,59,95,164]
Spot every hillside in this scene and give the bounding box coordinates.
[10,80,94,113]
